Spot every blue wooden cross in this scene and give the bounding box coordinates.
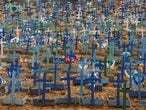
[6,61,21,104]
[62,36,68,56]
[41,56,64,90]
[112,31,121,49]
[33,63,44,94]
[52,3,59,20]
[41,2,47,9]
[105,29,111,45]
[61,37,76,103]
[64,28,70,40]
[111,73,125,106]
[31,61,40,85]
[62,29,71,55]
[68,36,75,61]
[33,59,62,93]
[61,70,76,103]
[94,59,104,71]
[82,35,90,53]
[140,39,146,59]
[78,58,88,97]
[119,6,125,19]
[91,41,96,60]
[94,27,100,39]
[121,52,131,80]
[12,59,21,90]
[129,59,133,88]
[128,33,136,54]
[38,35,45,46]
[89,41,98,69]
[121,52,131,63]
[133,70,144,99]
[103,6,109,17]
[87,71,101,105]
[120,42,128,54]
[25,37,31,53]
[41,72,52,105]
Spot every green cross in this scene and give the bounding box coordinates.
[108,41,115,63]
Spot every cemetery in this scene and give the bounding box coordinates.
[0,0,145,109]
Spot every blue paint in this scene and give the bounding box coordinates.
[0,76,3,86]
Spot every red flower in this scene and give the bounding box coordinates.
[65,55,79,63]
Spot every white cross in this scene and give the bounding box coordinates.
[87,1,92,6]
[0,38,6,57]
[141,26,144,39]
[72,28,76,39]
[134,18,140,30]
[102,15,106,22]
[137,26,145,39]
[0,29,6,58]
[124,18,129,29]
